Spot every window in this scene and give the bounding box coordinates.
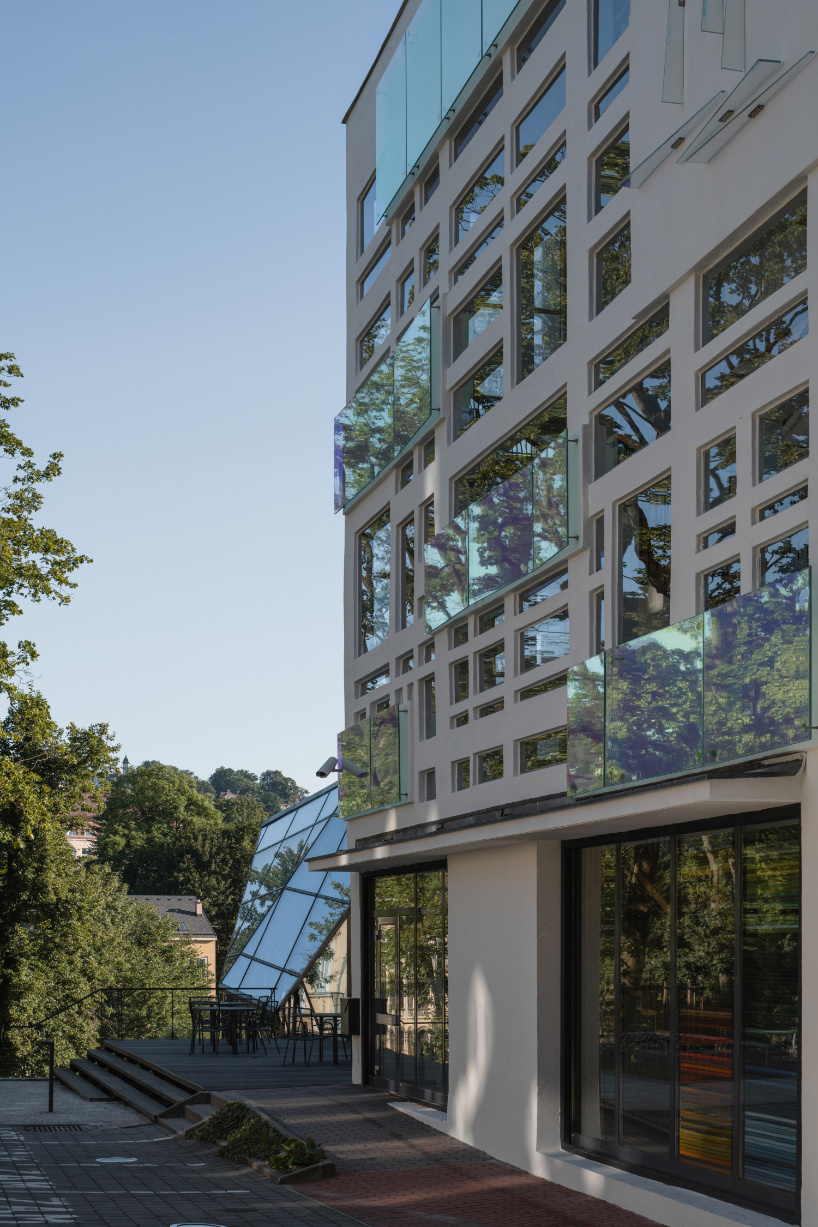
[521,727,567,772]
[521,608,569,670]
[595,305,669,386]
[401,206,415,238]
[423,163,440,204]
[422,676,436,738]
[703,559,741,609]
[422,768,436,800]
[519,672,566,700]
[400,268,415,316]
[516,68,566,165]
[520,566,568,610]
[703,299,808,404]
[569,818,800,1219]
[401,519,415,628]
[759,486,807,520]
[452,711,469,728]
[453,623,468,646]
[620,477,671,644]
[355,709,366,722]
[592,514,605,571]
[760,528,808,585]
[455,220,504,282]
[594,64,629,120]
[360,177,377,254]
[423,499,435,543]
[455,348,504,435]
[479,605,504,633]
[596,220,631,311]
[454,76,503,159]
[456,397,566,514]
[360,303,391,368]
[479,643,505,690]
[477,747,503,782]
[594,361,671,477]
[361,243,391,298]
[455,757,470,790]
[359,666,390,695]
[759,390,809,480]
[374,697,391,713]
[704,435,737,512]
[518,0,565,70]
[478,698,504,717]
[400,652,414,673]
[423,438,435,467]
[700,521,736,550]
[423,234,439,284]
[595,125,630,213]
[456,149,504,245]
[518,200,567,381]
[516,141,566,212]
[452,658,469,703]
[593,589,605,652]
[453,267,503,359]
[400,459,414,489]
[359,511,391,654]
[423,639,435,663]
[594,0,630,67]
[705,191,807,341]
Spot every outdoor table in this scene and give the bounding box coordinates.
[312,1012,342,1065]
[218,1004,256,1054]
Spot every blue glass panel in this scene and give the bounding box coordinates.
[376,40,407,222]
[482,0,518,53]
[406,0,442,172]
[442,0,482,112]
[567,655,606,794]
[703,569,810,765]
[425,517,469,630]
[302,815,346,862]
[393,299,433,450]
[251,888,320,973]
[595,0,630,65]
[516,68,565,161]
[467,464,534,603]
[221,952,253,990]
[605,615,703,787]
[532,432,568,568]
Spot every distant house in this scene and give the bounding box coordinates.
[127,895,217,980]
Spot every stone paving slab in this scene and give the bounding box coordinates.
[0,1081,141,1128]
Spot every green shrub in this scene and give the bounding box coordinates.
[188,1099,324,1169]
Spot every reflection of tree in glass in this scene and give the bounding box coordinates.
[360,511,391,653]
[596,362,671,476]
[520,201,566,380]
[597,128,629,208]
[457,397,566,512]
[597,307,669,385]
[457,151,504,241]
[707,193,807,340]
[759,391,809,481]
[224,840,308,970]
[620,478,671,643]
[567,657,605,794]
[598,223,631,311]
[704,301,807,402]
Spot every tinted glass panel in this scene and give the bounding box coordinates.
[519,200,567,380]
[595,0,630,66]
[567,654,605,794]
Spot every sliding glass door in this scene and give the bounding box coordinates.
[568,813,799,1219]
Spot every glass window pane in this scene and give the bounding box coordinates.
[375,43,407,223]
[424,516,468,630]
[521,607,569,670]
[742,822,800,1193]
[597,361,672,477]
[703,300,808,404]
[677,829,735,1175]
[456,148,504,244]
[453,267,503,359]
[455,219,503,281]
[457,397,566,512]
[704,435,737,511]
[520,567,568,610]
[394,297,433,449]
[532,432,568,569]
[516,140,566,211]
[442,0,483,112]
[595,65,629,119]
[620,838,672,1155]
[519,199,567,380]
[360,511,391,653]
[706,192,807,341]
[704,560,741,610]
[478,746,503,781]
[406,0,442,173]
[468,466,534,603]
[402,520,415,629]
[516,68,566,163]
[360,302,391,368]
[597,221,631,311]
[478,642,505,690]
[518,0,565,68]
[596,306,668,386]
[595,0,630,66]
[371,706,402,810]
[362,243,392,297]
[520,672,566,700]
[360,178,377,253]
[454,74,503,158]
[577,845,617,1137]
[620,478,671,644]
[455,347,504,434]
[567,654,606,794]
[759,485,807,520]
[759,390,809,481]
[596,126,630,211]
[760,528,808,586]
[521,728,567,771]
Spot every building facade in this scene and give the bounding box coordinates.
[314,2,817,1223]
[128,896,218,981]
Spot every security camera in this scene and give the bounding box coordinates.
[316,757,338,778]
[339,756,368,779]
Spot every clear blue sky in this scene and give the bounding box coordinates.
[2,0,389,791]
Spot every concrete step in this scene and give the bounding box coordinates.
[184,1100,218,1124]
[85,1048,185,1107]
[102,1041,199,1095]
[54,1067,112,1101]
[69,1058,166,1119]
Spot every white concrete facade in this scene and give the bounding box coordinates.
[322,2,818,1223]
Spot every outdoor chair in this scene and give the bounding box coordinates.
[189,1001,225,1055]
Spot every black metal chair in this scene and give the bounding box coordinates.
[189,1001,224,1055]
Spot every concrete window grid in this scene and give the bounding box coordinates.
[342,0,817,822]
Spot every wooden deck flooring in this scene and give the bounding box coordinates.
[110,1037,353,1094]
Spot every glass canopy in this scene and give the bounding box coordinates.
[221,784,349,1005]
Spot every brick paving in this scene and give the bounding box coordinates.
[0,1121,362,1226]
[241,1084,662,1227]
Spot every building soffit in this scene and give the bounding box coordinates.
[307,774,803,872]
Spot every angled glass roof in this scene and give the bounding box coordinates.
[221,782,348,1003]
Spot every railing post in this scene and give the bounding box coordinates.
[43,1041,54,1113]
[171,988,175,1040]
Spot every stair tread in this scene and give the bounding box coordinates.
[103,1042,200,1093]
[85,1049,186,1105]
[54,1068,112,1101]
[69,1059,166,1118]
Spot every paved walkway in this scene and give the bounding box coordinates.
[243,1083,661,1227]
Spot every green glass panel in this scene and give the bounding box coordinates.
[567,654,606,794]
[677,828,735,1175]
[482,0,518,52]
[424,517,468,630]
[394,298,432,449]
[703,568,810,765]
[366,357,396,477]
[338,720,371,819]
[371,706,402,811]
[467,464,534,603]
[375,41,407,222]
[442,0,482,112]
[605,616,703,787]
[341,392,373,504]
[532,431,568,569]
[406,0,442,172]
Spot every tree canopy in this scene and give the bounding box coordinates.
[208,765,307,814]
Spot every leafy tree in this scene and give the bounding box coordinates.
[216,794,266,826]
[209,766,260,798]
[259,769,307,813]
